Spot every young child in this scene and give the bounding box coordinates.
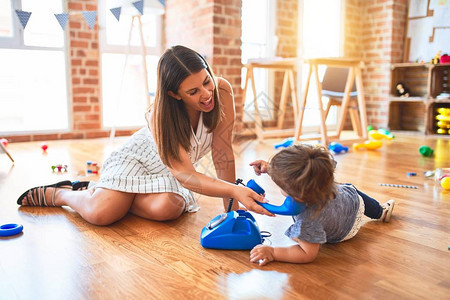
[248,144,395,265]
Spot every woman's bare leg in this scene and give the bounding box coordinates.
[21,187,135,225]
[130,192,186,221]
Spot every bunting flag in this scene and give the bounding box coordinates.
[82,11,97,29]
[110,7,122,21]
[158,0,166,7]
[132,0,144,15]
[54,13,69,30]
[15,10,32,29]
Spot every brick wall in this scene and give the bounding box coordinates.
[2,0,408,142]
[165,0,243,131]
[345,0,408,129]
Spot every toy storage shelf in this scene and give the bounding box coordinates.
[388,63,450,136]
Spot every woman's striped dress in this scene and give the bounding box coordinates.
[96,113,213,212]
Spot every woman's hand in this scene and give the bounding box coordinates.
[249,160,269,176]
[231,185,274,216]
[250,244,275,266]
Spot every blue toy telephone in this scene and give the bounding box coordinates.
[246,179,306,216]
[200,178,305,250]
[200,210,263,250]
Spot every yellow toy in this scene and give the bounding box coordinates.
[353,140,383,150]
[441,177,450,190]
[368,130,393,140]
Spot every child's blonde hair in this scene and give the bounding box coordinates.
[268,144,336,210]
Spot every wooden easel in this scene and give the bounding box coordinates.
[294,57,368,145]
[0,142,14,163]
[110,15,150,139]
[242,58,299,142]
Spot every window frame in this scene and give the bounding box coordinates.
[241,0,277,121]
[0,0,71,135]
[97,0,163,129]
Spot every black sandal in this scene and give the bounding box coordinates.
[16,180,73,206]
[71,181,90,191]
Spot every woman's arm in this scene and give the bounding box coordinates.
[167,148,273,216]
[250,240,320,265]
[211,78,238,211]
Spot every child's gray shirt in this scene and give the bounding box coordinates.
[285,184,360,244]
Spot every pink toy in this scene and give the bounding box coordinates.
[41,143,48,152]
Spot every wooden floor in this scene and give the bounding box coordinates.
[0,134,449,299]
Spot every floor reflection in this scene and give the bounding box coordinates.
[222,269,289,299]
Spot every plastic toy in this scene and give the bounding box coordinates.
[86,161,99,174]
[407,172,417,176]
[200,210,263,250]
[0,138,8,147]
[368,130,393,141]
[377,128,394,138]
[41,143,48,152]
[246,179,306,215]
[367,125,373,131]
[0,223,23,237]
[51,164,68,172]
[274,137,294,149]
[396,82,410,98]
[201,178,305,250]
[419,145,434,157]
[353,140,383,150]
[328,142,348,154]
[441,177,450,190]
[435,168,450,182]
[379,183,418,189]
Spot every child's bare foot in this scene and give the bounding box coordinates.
[380,199,395,222]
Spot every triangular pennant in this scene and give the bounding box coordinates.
[158,0,165,7]
[15,10,32,29]
[54,13,69,30]
[110,7,122,21]
[82,11,97,29]
[132,0,144,15]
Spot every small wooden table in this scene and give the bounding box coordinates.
[294,57,368,145]
[242,58,299,142]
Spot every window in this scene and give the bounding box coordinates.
[98,0,163,128]
[0,0,68,134]
[299,0,344,128]
[241,0,276,121]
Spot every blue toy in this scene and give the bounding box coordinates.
[274,137,294,149]
[246,179,306,215]
[200,179,305,250]
[200,210,263,250]
[0,223,23,237]
[328,142,348,154]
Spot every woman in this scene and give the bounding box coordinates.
[17,45,272,225]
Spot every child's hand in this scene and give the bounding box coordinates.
[249,160,269,176]
[250,244,275,266]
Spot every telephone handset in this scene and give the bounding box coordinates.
[245,179,305,216]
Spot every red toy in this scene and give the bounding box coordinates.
[41,143,48,152]
[0,138,8,147]
[52,164,68,172]
[440,54,450,64]
[86,161,100,174]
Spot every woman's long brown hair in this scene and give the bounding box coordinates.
[150,45,223,167]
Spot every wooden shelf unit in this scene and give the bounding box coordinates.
[388,63,450,136]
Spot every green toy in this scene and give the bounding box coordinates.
[419,145,434,157]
